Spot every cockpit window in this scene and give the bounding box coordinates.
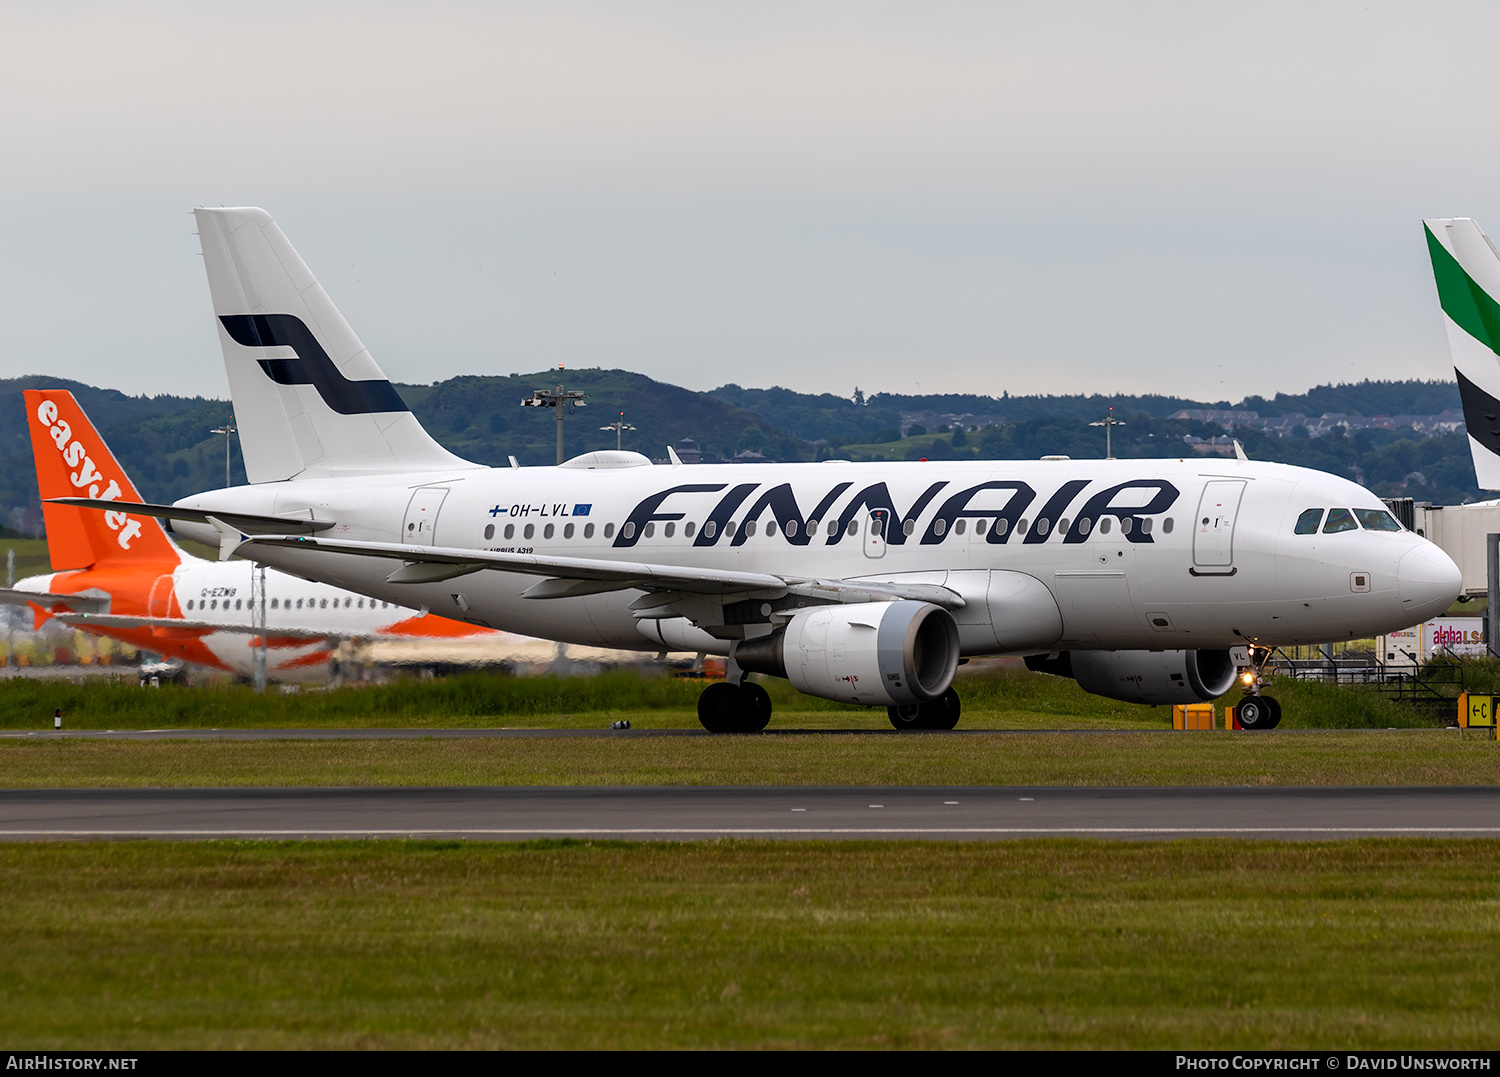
[1323,508,1358,534]
[1355,508,1403,532]
[1294,509,1323,535]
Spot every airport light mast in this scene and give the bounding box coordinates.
[522,366,588,464]
[211,421,237,486]
[1089,408,1125,460]
[600,412,636,451]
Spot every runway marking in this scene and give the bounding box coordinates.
[4,827,1500,837]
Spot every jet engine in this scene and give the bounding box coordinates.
[736,600,960,707]
[1024,649,1238,706]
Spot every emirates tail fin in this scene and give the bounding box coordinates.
[24,389,181,570]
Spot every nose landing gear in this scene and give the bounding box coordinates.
[1236,645,1282,729]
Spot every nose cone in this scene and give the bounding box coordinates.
[1397,543,1462,623]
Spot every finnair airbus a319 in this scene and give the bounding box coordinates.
[61,208,1461,730]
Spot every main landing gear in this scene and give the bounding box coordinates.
[697,680,772,733]
[887,687,962,731]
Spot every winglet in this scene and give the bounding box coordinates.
[667,445,684,467]
[1233,439,1248,462]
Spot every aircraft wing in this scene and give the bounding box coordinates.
[0,588,110,614]
[55,612,362,641]
[236,534,966,608]
[47,498,335,535]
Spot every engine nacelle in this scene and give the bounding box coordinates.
[1024,649,1238,705]
[736,600,960,707]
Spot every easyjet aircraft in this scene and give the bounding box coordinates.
[10,389,496,682]
[63,208,1462,728]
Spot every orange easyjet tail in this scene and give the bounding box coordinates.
[24,389,181,570]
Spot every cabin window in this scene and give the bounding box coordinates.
[564,522,574,539]
[210,599,218,610]
[871,517,884,537]
[977,519,990,535]
[745,521,757,537]
[524,524,535,540]
[504,524,515,540]
[1035,519,1050,536]
[827,520,838,536]
[806,518,819,534]
[784,520,797,538]
[1121,518,1133,535]
[484,524,494,540]
[544,523,554,539]
[1077,518,1092,535]
[584,523,595,538]
[994,518,1009,536]
[320,598,328,609]
[1294,509,1323,535]
[622,522,636,539]
[1323,508,1358,534]
[704,521,717,539]
[726,521,737,537]
[954,519,966,535]
[357,599,364,608]
[846,520,858,537]
[236,599,242,610]
[643,522,654,538]
[1059,518,1070,536]
[903,519,915,536]
[1163,518,1175,534]
[604,523,616,538]
[1017,518,1029,535]
[934,519,947,537]
[685,522,696,537]
[271,599,279,609]
[1099,517,1112,535]
[1356,508,1403,532]
[296,599,303,609]
[1139,518,1151,535]
[186,600,194,610]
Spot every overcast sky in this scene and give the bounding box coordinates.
[5,1,1500,404]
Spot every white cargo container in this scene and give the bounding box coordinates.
[1377,616,1486,666]
[1412,500,1500,598]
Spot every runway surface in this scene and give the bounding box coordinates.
[1,785,1497,840]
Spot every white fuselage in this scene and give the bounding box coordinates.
[170,455,1461,657]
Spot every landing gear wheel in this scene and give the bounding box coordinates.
[697,682,773,733]
[741,682,773,732]
[1237,695,1281,730]
[921,687,962,730]
[887,687,962,731]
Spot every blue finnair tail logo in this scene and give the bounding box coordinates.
[219,314,409,416]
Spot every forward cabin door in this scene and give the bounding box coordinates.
[403,487,449,546]
[1192,480,1246,572]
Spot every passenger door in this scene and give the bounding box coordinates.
[1192,480,1245,570]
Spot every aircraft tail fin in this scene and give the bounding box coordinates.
[1424,217,1500,490]
[23,390,181,571]
[192,207,478,483]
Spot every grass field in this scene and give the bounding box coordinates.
[2,729,1495,788]
[1,839,1496,1049]
[0,667,1442,732]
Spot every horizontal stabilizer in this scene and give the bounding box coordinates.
[0,589,109,614]
[48,498,335,536]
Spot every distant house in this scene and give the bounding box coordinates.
[675,438,703,464]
